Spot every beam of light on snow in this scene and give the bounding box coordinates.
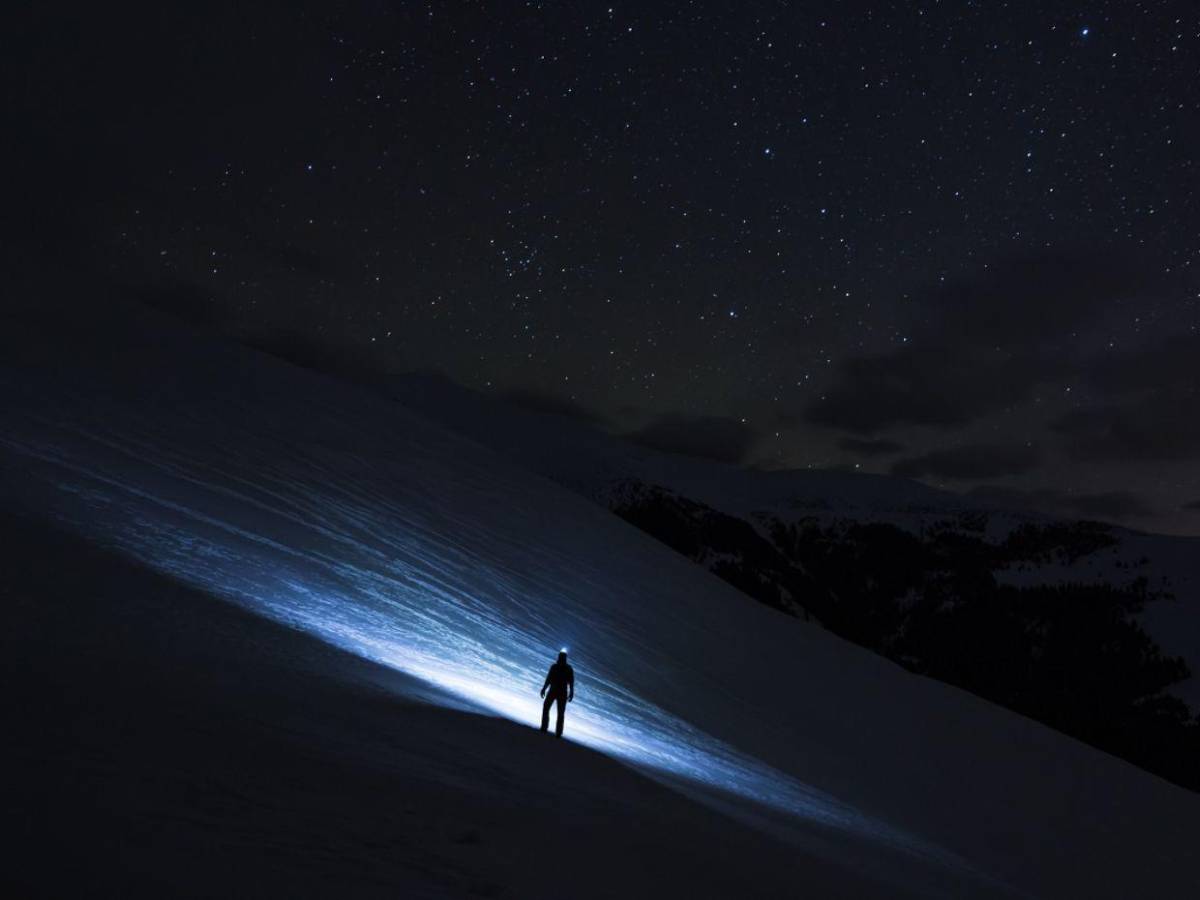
[0,416,977,877]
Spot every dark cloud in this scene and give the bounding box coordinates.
[625,415,759,464]
[127,279,228,329]
[807,346,1042,433]
[254,242,345,279]
[892,443,1041,480]
[918,252,1146,345]
[500,389,608,427]
[838,437,905,457]
[804,252,1152,435]
[966,486,1154,522]
[1052,395,1200,462]
[1084,334,1200,396]
[241,329,386,381]
[1052,335,1200,462]
[242,330,335,371]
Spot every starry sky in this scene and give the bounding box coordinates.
[11,2,1200,533]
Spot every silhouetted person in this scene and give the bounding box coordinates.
[540,650,574,737]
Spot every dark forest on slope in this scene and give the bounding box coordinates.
[611,481,1200,792]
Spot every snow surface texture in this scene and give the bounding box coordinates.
[4,303,1199,897]
[1,513,915,898]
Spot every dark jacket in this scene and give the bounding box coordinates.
[543,658,574,697]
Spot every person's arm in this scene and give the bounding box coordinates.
[540,668,552,698]
[567,667,575,702]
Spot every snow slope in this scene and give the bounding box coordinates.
[4,513,861,899]
[4,300,1199,897]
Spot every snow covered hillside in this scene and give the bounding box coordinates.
[4,300,1199,897]
[4,512,859,899]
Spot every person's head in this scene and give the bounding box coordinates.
[557,649,568,664]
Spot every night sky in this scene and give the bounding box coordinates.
[12,2,1200,533]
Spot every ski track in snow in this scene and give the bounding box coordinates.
[0,396,984,884]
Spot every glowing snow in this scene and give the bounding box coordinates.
[0,411,969,873]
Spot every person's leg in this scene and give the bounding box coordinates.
[555,694,566,737]
[541,693,554,732]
